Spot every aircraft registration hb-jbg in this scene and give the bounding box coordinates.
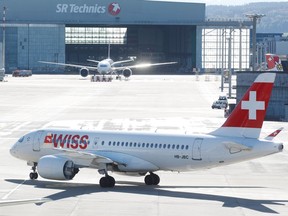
[10,73,284,188]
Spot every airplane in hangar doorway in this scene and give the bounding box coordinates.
[10,73,284,188]
[39,44,177,80]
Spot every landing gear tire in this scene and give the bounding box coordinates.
[145,173,160,186]
[29,172,38,180]
[99,176,115,188]
[29,162,38,180]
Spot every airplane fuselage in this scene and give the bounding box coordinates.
[10,129,283,175]
[97,59,113,75]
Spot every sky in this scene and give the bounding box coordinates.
[201,0,288,5]
[156,0,288,5]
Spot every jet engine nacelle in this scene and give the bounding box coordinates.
[38,155,79,180]
[79,68,89,78]
[122,68,132,78]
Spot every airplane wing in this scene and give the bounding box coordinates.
[112,61,177,70]
[53,148,115,165]
[39,61,98,71]
[0,198,50,207]
[87,59,100,64]
[53,148,158,172]
[111,58,135,66]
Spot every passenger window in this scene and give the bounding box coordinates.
[167,144,170,149]
[121,142,124,146]
[113,141,116,146]
[146,143,149,148]
[185,145,189,150]
[142,143,145,148]
[163,144,166,149]
[181,145,184,150]
[125,142,128,147]
[134,142,137,147]
[151,143,154,148]
[102,141,105,145]
[172,144,175,149]
[108,141,111,146]
[159,144,162,148]
[176,145,179,149]
[129,142,133,147]
[117,142,120,146]
[155,144,158,148]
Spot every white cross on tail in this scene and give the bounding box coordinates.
[241,91,265,120]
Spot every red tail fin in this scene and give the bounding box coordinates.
[266,54,283,71]
[210,73,276,138]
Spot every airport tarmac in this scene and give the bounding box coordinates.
[0,74,287,216]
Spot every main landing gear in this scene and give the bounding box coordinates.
[29,163,38,180]
[98,169,115,188]
[98,170,160,188]
[144,173,160,186]
[99,175,116,188]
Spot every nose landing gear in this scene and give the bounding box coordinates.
[29,162,38,180]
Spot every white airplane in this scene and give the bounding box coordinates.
[10,73,284,188]
[39,45,177,79]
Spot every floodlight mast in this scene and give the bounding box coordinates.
[2,6,6,71]
[245,14,265,71]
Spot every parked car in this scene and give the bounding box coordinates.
[218,96,228,103]
[12,70,32,77]
[212,100,227,109]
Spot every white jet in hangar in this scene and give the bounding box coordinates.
[10,73,284,188]
[39,45,177,79]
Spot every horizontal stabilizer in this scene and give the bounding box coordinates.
[224,141,252,151]
[265,127,284,140]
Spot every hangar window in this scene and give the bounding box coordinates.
[202,28,250,70]
[65,27,127,45]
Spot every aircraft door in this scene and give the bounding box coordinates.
[192,138,203,160]
[33,131,43,152]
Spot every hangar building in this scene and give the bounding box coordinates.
[0,0,206,73]
[0,0,253,74]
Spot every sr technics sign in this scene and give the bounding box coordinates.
[56,2,121,15]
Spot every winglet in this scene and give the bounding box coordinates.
[265,127,284,140]
[210,73,276,139]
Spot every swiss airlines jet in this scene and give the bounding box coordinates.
[39,45,177,79]
[10,73,284,188]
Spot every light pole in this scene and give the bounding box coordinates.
[2,6,6,71]
[245,14,265,71]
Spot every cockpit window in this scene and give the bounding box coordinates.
[18,136,24,143]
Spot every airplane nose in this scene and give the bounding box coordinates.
[10,143,18,158]
[10,144,16,157]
